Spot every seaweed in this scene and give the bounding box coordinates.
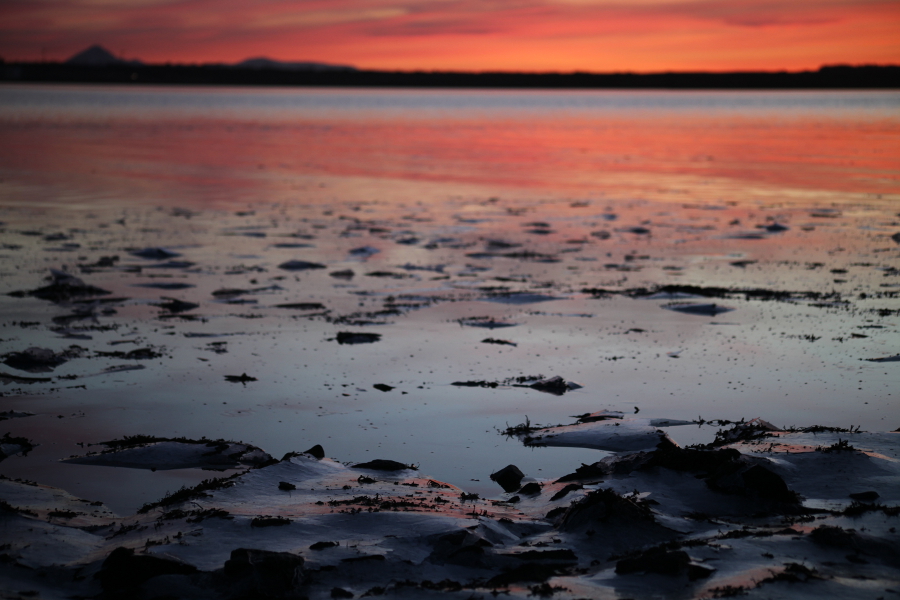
[816,439,857,453]
[501,416,542,436]
[708,585,748,597]
[251,515,292,527]
[756,562,821,584]
[528,582,570,597]
[0,499,37,517]
[137,473,243,513]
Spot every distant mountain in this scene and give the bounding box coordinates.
[66,45,143,67]
[233,57,356,72]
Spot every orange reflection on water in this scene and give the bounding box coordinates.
[1,88,898,213]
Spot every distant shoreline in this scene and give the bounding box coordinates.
[2,63,898,89]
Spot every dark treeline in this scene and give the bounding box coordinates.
[2,62,898,89]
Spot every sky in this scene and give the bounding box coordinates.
[2,0,899,72]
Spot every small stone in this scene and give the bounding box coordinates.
[304,444,325,459]
[519,482,543,495]
[490,464,525,493]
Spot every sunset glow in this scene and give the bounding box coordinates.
[2,0,899,71]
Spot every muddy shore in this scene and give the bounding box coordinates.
[1,190,898,598]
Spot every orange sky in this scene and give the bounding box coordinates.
[2,0,899,71]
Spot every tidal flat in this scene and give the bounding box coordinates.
[0,85,898,598]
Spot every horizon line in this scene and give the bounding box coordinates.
[5,58,899,77]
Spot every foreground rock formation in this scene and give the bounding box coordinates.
[1,417,897,599]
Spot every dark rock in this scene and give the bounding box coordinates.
[130,247,181,260]
[849,491,880,502]
[154,298,199,314]
[892,232,900,245]
[146,260,195,269]
[212,288,251,298]
[648,442,742,474]
[486,239,520,249]
[518,482,543,495]
[353,459,415,471]
[559,488,655,532]
[278,260,327,271]
[545,506,566,519]
[616,548,713,580]
[602,435,801,505]
[336,332,382,345]
[556,462,607,483]
[223,548,304,596]
[0,433,34,461]
[458,316,518,329]
[550,483,583,501]
[97,546,197,592]
[663,303,735,316]
[427,530,495,567]
[304,444,325,459]
[95,347,163,360]
[310,541,339,550]
[739,465,797,503]
[452,380,499,388]
[528,375,569,395]
[350,246,380,257]
[224,373,257,383]
[331,588,355,598]
[10,270,111,303]
[275,302,326,310]
[444,544,487,566]
[809,525,859,550]
[490,464,525,493]
[809,525,900,566]
[3,346,82,373]
[278,481,296,491]
[481,337,517,346]
[699,459,799,504]
[133,282,194,290]
[485,292,560,304]
[329,269,355,279]
[373,383,394,392]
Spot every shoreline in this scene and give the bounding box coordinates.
[3,63,899,89]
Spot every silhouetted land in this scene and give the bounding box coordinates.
[1,62,898,89]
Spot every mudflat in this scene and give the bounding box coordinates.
[0,85,898,599]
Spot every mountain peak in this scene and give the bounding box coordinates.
[66,45,142,67]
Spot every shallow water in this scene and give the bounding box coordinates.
[0,84,898,515]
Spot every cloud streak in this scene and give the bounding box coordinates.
[1,0,897,70]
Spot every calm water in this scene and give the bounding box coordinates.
[0,84,898,514]
[2,85,898,209]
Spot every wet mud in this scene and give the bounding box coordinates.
[0,164,898,599]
